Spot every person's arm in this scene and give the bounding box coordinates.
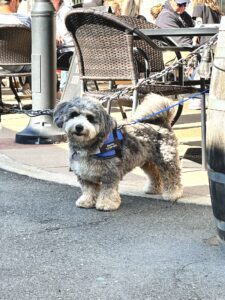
[156,10,194,45]
[192,5,203,20]
[192,5,203,46]
[156,11,180,29]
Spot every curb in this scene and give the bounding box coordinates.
[0,153,78,187]
[0,153,211,206]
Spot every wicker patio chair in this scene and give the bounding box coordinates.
[65,9,197,122]
[0,24,31,110]
[119,16,177,79]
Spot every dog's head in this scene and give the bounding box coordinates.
[53,97,116,147]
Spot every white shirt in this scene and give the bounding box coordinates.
[56,2,74,49]
[0,13,31,28]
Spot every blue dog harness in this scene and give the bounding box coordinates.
[93,128,124,159]
[71,128,124,162]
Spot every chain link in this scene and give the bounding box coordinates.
[0,106,53,116]
[0,34,218,117]
[100,33,218,104]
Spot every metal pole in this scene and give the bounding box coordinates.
[16,0,65,144]
[32,0,56,110]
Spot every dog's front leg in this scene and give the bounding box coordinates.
[76,178,100,209]
[95,182,121,211]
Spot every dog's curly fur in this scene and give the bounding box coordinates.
[53,94,183,211]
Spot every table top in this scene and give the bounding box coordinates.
[135,26,219,51]
[139,26,219,37]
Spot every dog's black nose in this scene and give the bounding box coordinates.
[75,124,84,133]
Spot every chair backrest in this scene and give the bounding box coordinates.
[0,24,31,66]
[65,8,139,82]
[119,16,165,74]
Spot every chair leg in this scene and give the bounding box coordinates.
[9,77,22,109]
[94,80,99,91]
[171,103,184,126]
[132,89,138,113]
[0,78,5,123]
[83,80,88,92]
[106,98,113,115]
[18,76,26,86]
[109,81,118,90]
[118,101,127,119]
[108,81,127,118]
[200,78,207,170]
[0,78,3,106]
[107,98,127,119]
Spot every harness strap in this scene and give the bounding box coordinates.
[71,128,124,161]
[94,128,124,159]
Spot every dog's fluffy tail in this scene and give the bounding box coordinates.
[131,93,177,127]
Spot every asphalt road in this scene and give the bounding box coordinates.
[0,169,225,300]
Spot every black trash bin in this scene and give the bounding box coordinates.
[207,17,225,244]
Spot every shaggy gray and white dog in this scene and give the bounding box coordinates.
[53,94,183,211]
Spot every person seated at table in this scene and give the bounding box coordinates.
[150,3,164,23]
[192,0,223,46]
[0,0,31,94]
[51,0,74,58]
[104,0,122,16]
[121,0,140,17]
[0,0,31,29]
[155,0,194,46]
[0,0,31,72]
[51,0,74,99]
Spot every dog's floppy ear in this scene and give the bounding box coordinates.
[53,101,70,128]
[109,115,117,130]
[102,110,117,133]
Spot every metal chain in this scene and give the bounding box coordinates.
[99,33,218,104]
[0,106,53,116]
[0,33,218,117]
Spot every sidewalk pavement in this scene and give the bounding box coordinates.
[0,93,211,206]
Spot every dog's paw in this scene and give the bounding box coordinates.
[95,189,122,211]
[76,195,96,209]
[162,186,183,202]
[96,195,121,211]
[95,200,121,211]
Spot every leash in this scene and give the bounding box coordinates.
[118,89,209,128]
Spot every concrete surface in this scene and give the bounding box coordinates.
[0,169,225,300]
[1,88,225,300]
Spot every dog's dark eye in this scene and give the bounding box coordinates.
[86,114,95,123]
[70,111,79,119]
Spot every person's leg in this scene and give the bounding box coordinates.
[59,70,68,91]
